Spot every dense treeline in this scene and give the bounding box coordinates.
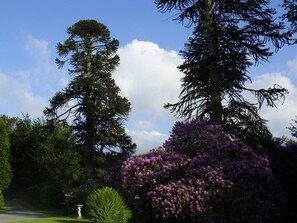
[1,115,80,207]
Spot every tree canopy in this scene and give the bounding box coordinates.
[44,20,136,179]
[156,0,295,149]
[282,0,297,40]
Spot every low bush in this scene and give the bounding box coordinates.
[85,187,131,223]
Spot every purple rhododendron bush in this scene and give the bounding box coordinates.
[110,120,285,223]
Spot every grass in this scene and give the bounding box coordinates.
[9,217,90,223]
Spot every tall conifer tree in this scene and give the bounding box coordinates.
[44,20,135,178]
[156,0,295,149]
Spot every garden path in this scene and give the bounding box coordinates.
[0,199,47,223]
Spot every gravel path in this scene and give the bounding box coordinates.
[0,199,47,223]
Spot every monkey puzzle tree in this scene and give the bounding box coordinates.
[282,0,297,38]
[44,20,136,179]
[156,0,294,149]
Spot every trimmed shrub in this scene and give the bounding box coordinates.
[86,187,131,223]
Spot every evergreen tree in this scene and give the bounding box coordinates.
[0,118,12,191]
[3,115,78,206]
[282,0,297,40]
[288,116,297,139]
[8,116,51,193]
[156,0,294,149]
[44,20,136,179]
[0,117,12,207]
[37,122,82,194]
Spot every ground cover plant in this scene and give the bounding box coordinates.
[116,120,285,223]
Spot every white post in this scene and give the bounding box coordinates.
[77,204,83,219]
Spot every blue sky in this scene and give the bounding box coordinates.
[0,1,297,153]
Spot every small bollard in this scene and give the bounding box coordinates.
[77,204,83,219]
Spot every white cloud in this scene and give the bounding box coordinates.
[21,36,69,96]
[0,72,48,118]
[127,128,168,155]
[23,36,53,75]
[133,120,156,131]
[114,40,183,153]
[115,40,182,120]
[0,36,67,119]
[126,120,169,154]
[287,58,297,76]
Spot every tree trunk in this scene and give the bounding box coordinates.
[205,0,223,125]
[84,39,95,179]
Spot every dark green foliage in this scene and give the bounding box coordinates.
[156,0,294,150]
[282,0,297,42]
[288,116,297,138]
[0,191,4,208]
[8,116,52,188]
[36,123,82,194]
[8,116,44,187]
[6,115,80,208]
[33,181,65,208]
[44,20,136,179]
[86,187,132,223]
[0,118,12,191]
[0,117,12,209]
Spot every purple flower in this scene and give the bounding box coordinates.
[117,119,285,222]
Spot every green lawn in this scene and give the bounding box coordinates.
[10,217,90,223]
